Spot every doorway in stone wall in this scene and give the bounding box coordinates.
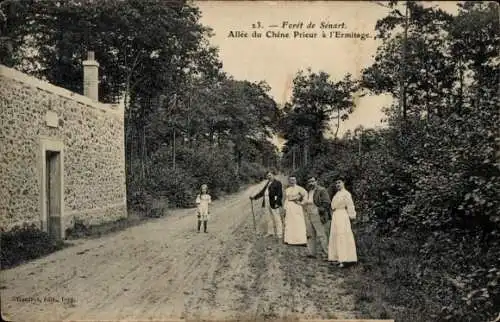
[45,150,62,240]
[39,137,65,240]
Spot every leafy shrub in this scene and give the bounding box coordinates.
[1,223,67,269]
[128,190,154,212]
[148,164,198,208]
[283,111,499,321]
[127,143,270,211]
[144,144,246,207]
[146,198,170,218]
[239,161,267,183]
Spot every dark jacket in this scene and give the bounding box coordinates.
[312,185,331,221]
[252,179,283,209]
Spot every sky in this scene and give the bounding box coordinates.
[194,1,461,141]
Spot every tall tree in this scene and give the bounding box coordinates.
[362,1,454,124]
[280,69,358,168]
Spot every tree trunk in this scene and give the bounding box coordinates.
[424,41,431,123]
[303,142,308,166]
[459,59,464,110]
[139,96,150,185]
[358,134,362,169]
[141,119,146,183]
[401,0,409,127]
[334,108,341,138]
[236,150,242,176]
[172,130,176,170]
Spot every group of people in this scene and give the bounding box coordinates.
[193,171,358,267]
[250,171,358,267]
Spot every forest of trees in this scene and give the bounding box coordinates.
[1,0,498,320]
[279,2,499,321]
[0,0,281,207]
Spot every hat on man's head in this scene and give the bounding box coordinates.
[307,176,317,183]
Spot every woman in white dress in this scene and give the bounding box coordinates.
[283,175,308,245]
[328,179,357,267]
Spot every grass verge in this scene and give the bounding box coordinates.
[345,224,441,322]
[1,224,70,270]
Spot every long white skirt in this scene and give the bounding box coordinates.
[328,209,357,262]
[283,201,307,245]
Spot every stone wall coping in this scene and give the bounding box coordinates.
[0,64,123,117]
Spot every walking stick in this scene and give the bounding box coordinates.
[250,199,257,234]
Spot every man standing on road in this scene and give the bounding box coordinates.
[302,176,331,258]
[250,171,284,240]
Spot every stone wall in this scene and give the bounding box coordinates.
[0,65,127,234]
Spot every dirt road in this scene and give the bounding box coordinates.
[1,182,359,321]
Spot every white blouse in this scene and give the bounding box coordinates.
[331,189,356,219]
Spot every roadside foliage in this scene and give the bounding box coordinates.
[280,2,499,321]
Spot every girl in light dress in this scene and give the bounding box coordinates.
[328,179,358,267]
[195,184,212,233]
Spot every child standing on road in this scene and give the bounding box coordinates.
[196,184,212,233]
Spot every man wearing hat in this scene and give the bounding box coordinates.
[250,170,284,239]
[303,176,331,258]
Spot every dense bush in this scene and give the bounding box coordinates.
[1,224,67,269]
[149,166,199,208]
[126,145,269,209]
[238,161,268,183]
[288,120,499,320]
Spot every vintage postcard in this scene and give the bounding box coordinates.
[1,0,498,322]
